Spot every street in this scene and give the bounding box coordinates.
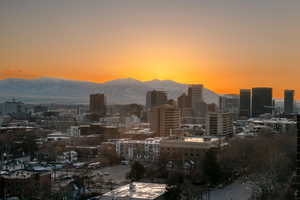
[209,180,253,200]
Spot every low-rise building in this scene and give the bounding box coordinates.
[116,139,146,161]
[0,126,35,134]
[69,126,81,137]
[122,128,153,139]
[65,145,100,159]
[57,151,78,163]
[160,136,226,163]
[68,123,120,140]
[248,118,296,134]
[0,170,51,199]
[144,138,162,161]
[114,137,164,161]
[47,132,70,141]
[99,115,121,127]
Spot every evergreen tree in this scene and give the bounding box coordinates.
[202,150,222,185]
[126,161,145,181]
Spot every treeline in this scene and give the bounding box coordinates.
[127,131,296,200]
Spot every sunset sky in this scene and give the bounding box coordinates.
[0,0,299,98]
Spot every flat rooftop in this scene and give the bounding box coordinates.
[184,137,220,143]
[100,182,166,200]
[248,118,296,124]
[1,170,50,179]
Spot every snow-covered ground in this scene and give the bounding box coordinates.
[209,180,253,200]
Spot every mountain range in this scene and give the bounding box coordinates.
[0,78,220,105]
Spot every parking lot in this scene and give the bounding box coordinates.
[91,164,130,185]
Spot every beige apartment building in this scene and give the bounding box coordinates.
[149,104,181,137]
[206,112,233,136]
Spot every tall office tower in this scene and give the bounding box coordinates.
[284,90,295,114]
[219,95,239,120]
[187,84,207,117]
[219,96,226,113]
[206,112,233,136]
[188,84,203,108]
[146,90,168,110]
[90,93,106,116]
[208,103,217,112]
[239,89,251,118]
[195,101,208,117]
[3,99,25,115]
[149,104,181,137]
[177,93,191,109]
[177,93,192,123]
[252,87,273,117]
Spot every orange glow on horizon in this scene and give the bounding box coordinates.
[0,68,299,100]
[1,0,299,100]
[0,23,299,100]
